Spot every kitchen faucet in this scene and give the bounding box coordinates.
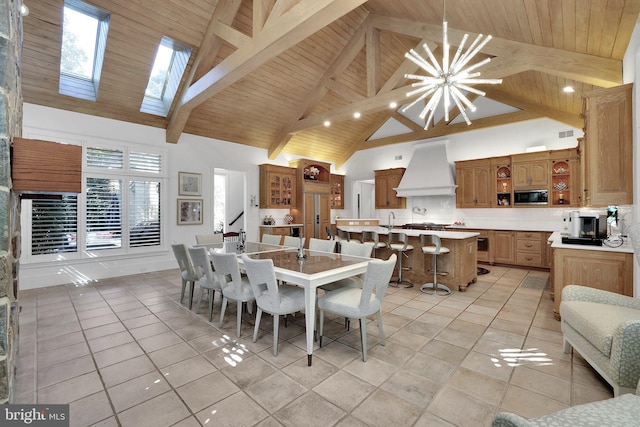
[388,212,395,230]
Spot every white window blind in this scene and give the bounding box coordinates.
[86,177,122,249]
[31,195,78,255]
[130,151,162,173]
[86,147,123,169]
[129,181,161,247]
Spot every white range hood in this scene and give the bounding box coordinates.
[394,140,457,197]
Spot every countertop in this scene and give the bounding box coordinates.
[337,225,479,240]
[548,231,633,253]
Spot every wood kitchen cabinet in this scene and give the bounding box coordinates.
[330,174,344,209]
[492,156,512,207]
[493,231,515,264]
[552,248,633,319]
[375,168,406,209]
[455,159,491,208]
[581,84,633,207]
[259,164,296,208]
[515,231,544,267]
[549,148,580,207]
[511,151,549,190]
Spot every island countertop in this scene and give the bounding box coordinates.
[337,225,479,240]
[548,231,633,254]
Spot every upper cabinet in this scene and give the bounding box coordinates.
[549,148,580,207]
[375,168,406,209]
[492,156,511,207]
[511,152,549,190]
[330,174,344,209]
[455,159,491,208]
[582,84,633,207]
[259,164,297,209]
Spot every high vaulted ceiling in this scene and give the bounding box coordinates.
[22,0,640,167]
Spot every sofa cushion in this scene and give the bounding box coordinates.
[531,393,640,426]
[561,301,640,357]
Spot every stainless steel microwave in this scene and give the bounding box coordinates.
[514,189,548,205]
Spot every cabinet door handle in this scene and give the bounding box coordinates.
[525,243,533,248]
[525,256,533,261]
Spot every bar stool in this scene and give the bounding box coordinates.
[337,229,351,242]
[387,232,413,288]
[361,230,386,257]
[419,234,451,295]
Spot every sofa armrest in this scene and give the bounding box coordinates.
[562,285,640,310]
[610,320,640,390]
[491,412,533,427]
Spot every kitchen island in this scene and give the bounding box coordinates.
[337,226,479,291]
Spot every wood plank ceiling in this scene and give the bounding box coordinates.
[21,0,640,167]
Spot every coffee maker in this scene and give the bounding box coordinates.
[579,214,607,240]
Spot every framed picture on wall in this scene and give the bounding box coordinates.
[177,199,203,225]
[178,172,202,196]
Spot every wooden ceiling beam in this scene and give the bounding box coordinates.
[267,16,369,159]
[167,0,367,143]
[363,110,541,149]
[211,21,251,48]
[366,26,381,97]
[289,85,420,133]
[368,14,622,87]
[484,88,584,128]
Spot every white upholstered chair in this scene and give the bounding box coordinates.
[318,254,396,361]
[241,254,306,356]
[188,246,222,321]
[261,234,282,245]
[282,235,300,248]
[308,237,336,253]
[171,243,202,309]
[210,252,255,337]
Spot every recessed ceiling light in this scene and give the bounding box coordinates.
[563,86,575,93]
[389,102,397,108]
[323,120,331,127]
[353,112,361,119]
[20,3,29,16]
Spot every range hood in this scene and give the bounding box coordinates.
[394,140,457,197]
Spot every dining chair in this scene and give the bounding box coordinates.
[210,253,255,337]
[188,246,222,321]
[282,235,300,248]
[318,254,397,361]
[171,243,203,309]
[320,241,373,291]
[308,237,336,253]
[261,233,282,245]
[241,254,306,356]
[195,233,223,245]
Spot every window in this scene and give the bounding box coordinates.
[141,36,192,117]
[213,174,227,233]
[26,144,165,260]
[31,195,78,255]
[59,0,110,101]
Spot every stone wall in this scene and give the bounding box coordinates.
[0,0,23,403]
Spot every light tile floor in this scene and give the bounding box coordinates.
[15,265,613,426]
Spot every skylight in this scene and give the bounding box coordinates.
[59,0,110,101]
[141,36,192,117]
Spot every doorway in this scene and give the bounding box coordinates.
[213,169,246,234]
[356,180,375,219]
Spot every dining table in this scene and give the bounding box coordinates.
[206,240,371,366]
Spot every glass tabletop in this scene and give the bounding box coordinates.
[244,248,368,275]
[204,241,283,255]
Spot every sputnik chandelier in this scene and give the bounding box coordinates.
[402,0,502,129]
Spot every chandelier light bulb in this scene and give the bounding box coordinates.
[403,14,502,129]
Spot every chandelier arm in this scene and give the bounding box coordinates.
[442,21,449,74]
[460,57,492,75]
[421,43,444,75]
[443,85,451,122]
[454,35,493,73]
[454,83,486,97]
[420,88,443,120]
[406,83,437,98]
[405,50,440,78]
[451,33,484,72]
[451,92,472,125]
[401,87,438,113]
[450,85,476,111]
[458,78,503,85]
[422,89,443,129]
[449,33,469,73]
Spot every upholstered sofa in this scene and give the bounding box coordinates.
[492,381,640,426]
[560,284,640,396]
